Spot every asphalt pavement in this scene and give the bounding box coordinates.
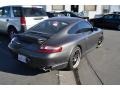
[77,29,120,85]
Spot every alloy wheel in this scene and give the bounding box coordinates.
[72,49,81,69]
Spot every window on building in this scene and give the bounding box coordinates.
[84,5,97,11]
[71,5,79,12]
[52,5,65,11]
[103,5,110,14]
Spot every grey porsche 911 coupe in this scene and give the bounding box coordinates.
[8,17,103,71]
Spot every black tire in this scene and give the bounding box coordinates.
[96,38,103,48]
[66,46,81,70]
[8,28,17,40]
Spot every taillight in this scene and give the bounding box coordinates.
[36,45,62,53]
[20,17,26,25]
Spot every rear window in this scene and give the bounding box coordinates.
[22,7,47,17]
[13,7,46,17]
[29,20,70,34]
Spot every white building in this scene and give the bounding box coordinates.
[102,5,120,13]
[45,5,103,19]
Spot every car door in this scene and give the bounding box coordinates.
[69,21,98,52]
[93,16,105,27]
[68,22,88,54]
[78,21,99,50]
[102,14,114,28]
[0,6,11,33]
[114,15,120,29]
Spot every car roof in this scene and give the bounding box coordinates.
[104,13,120,16]
[46,17,85,23]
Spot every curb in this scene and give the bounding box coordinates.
[73,68,81,85]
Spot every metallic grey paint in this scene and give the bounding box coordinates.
[8,17,104,70]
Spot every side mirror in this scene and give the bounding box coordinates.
[92,27,98,31]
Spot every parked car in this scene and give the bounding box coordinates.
[0,5,48,39]
[46,12,65,18]
[8,17,103,71]
[90,14,120,30]
[60,11,89,19]
[47,11,89,20]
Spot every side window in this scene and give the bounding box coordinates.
[114,15,120,20]
[2,7,11,17]
[0,8,3,17]
[68,21,92,34]
[118,15,120,20]
[77,21,92,34]
[68,23,80,34]
[103,15,113,19]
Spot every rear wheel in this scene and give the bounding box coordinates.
[67,47,81,70]
[8,30,16,39]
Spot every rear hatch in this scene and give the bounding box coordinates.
[12,6,48,30]
[25,16,48,29]
[22,6,48,29]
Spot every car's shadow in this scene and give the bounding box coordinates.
[0,34,46,76]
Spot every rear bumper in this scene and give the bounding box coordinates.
[26,56,68,70]
[8,44,68,70]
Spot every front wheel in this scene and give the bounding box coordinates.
[9,30,16,39]
[67,47,81,70]
[96,38,103,48]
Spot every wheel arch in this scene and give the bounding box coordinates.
[77,45,82,55]
[68,44,83,59]
[7,25,17,34]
